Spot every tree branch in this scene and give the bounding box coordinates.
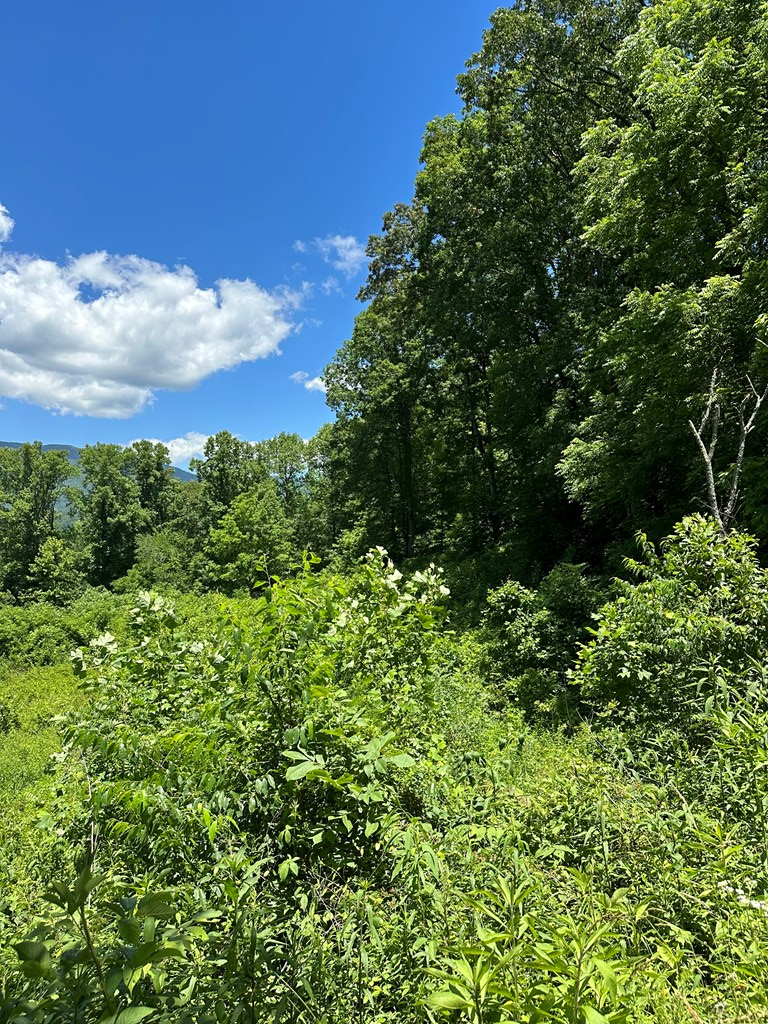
[722,378,768,530]
[688,368,725,534]
[689,368,768,534]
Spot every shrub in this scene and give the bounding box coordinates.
[0,589,128,667]
[480,562,604,719]
[574,515,768,732]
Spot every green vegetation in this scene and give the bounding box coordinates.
[0,664,82,797]
[3,0,768,1019]
[3,537,768,1020]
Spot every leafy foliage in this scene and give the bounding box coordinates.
[481,563,604,719]
[0,443,71,598]
[4,541,768,1021]
[6,2,768,1021]
[575,516,768,732]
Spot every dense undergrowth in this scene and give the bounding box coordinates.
[1,519,768,1022]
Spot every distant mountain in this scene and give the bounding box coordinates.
[0,441,196,482]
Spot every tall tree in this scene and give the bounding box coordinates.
[126,440,175,529]
[559,0,768,541]
[190,431,263,517]
[206,480,294,592]
[334,0,642,566]
[0,443,71,597]
[253,432,308,519]
[326,281,433,560]
[416,0,643,558]
[76,444,142,585]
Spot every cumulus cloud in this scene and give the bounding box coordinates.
[0,205,14,243]
[0,204,297,417]
[130,431,210,468]
[290,370,327,394]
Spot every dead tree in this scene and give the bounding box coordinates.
[689,367,768,535]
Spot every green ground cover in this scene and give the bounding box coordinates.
[1,526,767,1022]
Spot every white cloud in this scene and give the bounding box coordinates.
[314,234,367,277]
[0,204,298,418]
[130,431,210,468]
[293,233,368,279]
[278,280,314,307]
[320,276,341,295]
[290,369,327,394]
[0,205,14,243]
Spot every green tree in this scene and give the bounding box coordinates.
[22,536,86,605]
[190,430,263,516]
[326,283,433,560]
[206,480,294,591]
[295,425,340,557]
[413,0,642,557]
[253,432,308,516]
[329,1,643,568]
[0,442,71,598]
[126,440,174,529]
[76,444,143,585]
[114,528,199,593]
[560,0,768,540]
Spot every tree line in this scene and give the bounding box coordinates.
[0,433,330,601]
[3,0,768,603]
[325,0,768,574]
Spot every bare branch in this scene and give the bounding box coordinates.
[722,378,768,530]
[688,368,725,533]
[691,363,768,534]
[688,415,725,536]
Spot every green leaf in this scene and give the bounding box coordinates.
[593,959,618,1003]
[582,1006,610,1024]
[365,731,396,758]
[427,990,471,1011]
[101,1007,156,1024]
[137,894,176,919]
[286,759,317,781]
[13,941,50,964]
[387,752,416,769]
[45,881,76,913]
[73,867,104,905]
[13,940,52,977]
[117,917,143,945]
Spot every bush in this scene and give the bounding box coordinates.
[574,515,768,732]
[480,562,604,719]
[112,528,201,594]
[0,589,129,667]
[3,555,453,1019]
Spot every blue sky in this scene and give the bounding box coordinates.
[0,1,492,466]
